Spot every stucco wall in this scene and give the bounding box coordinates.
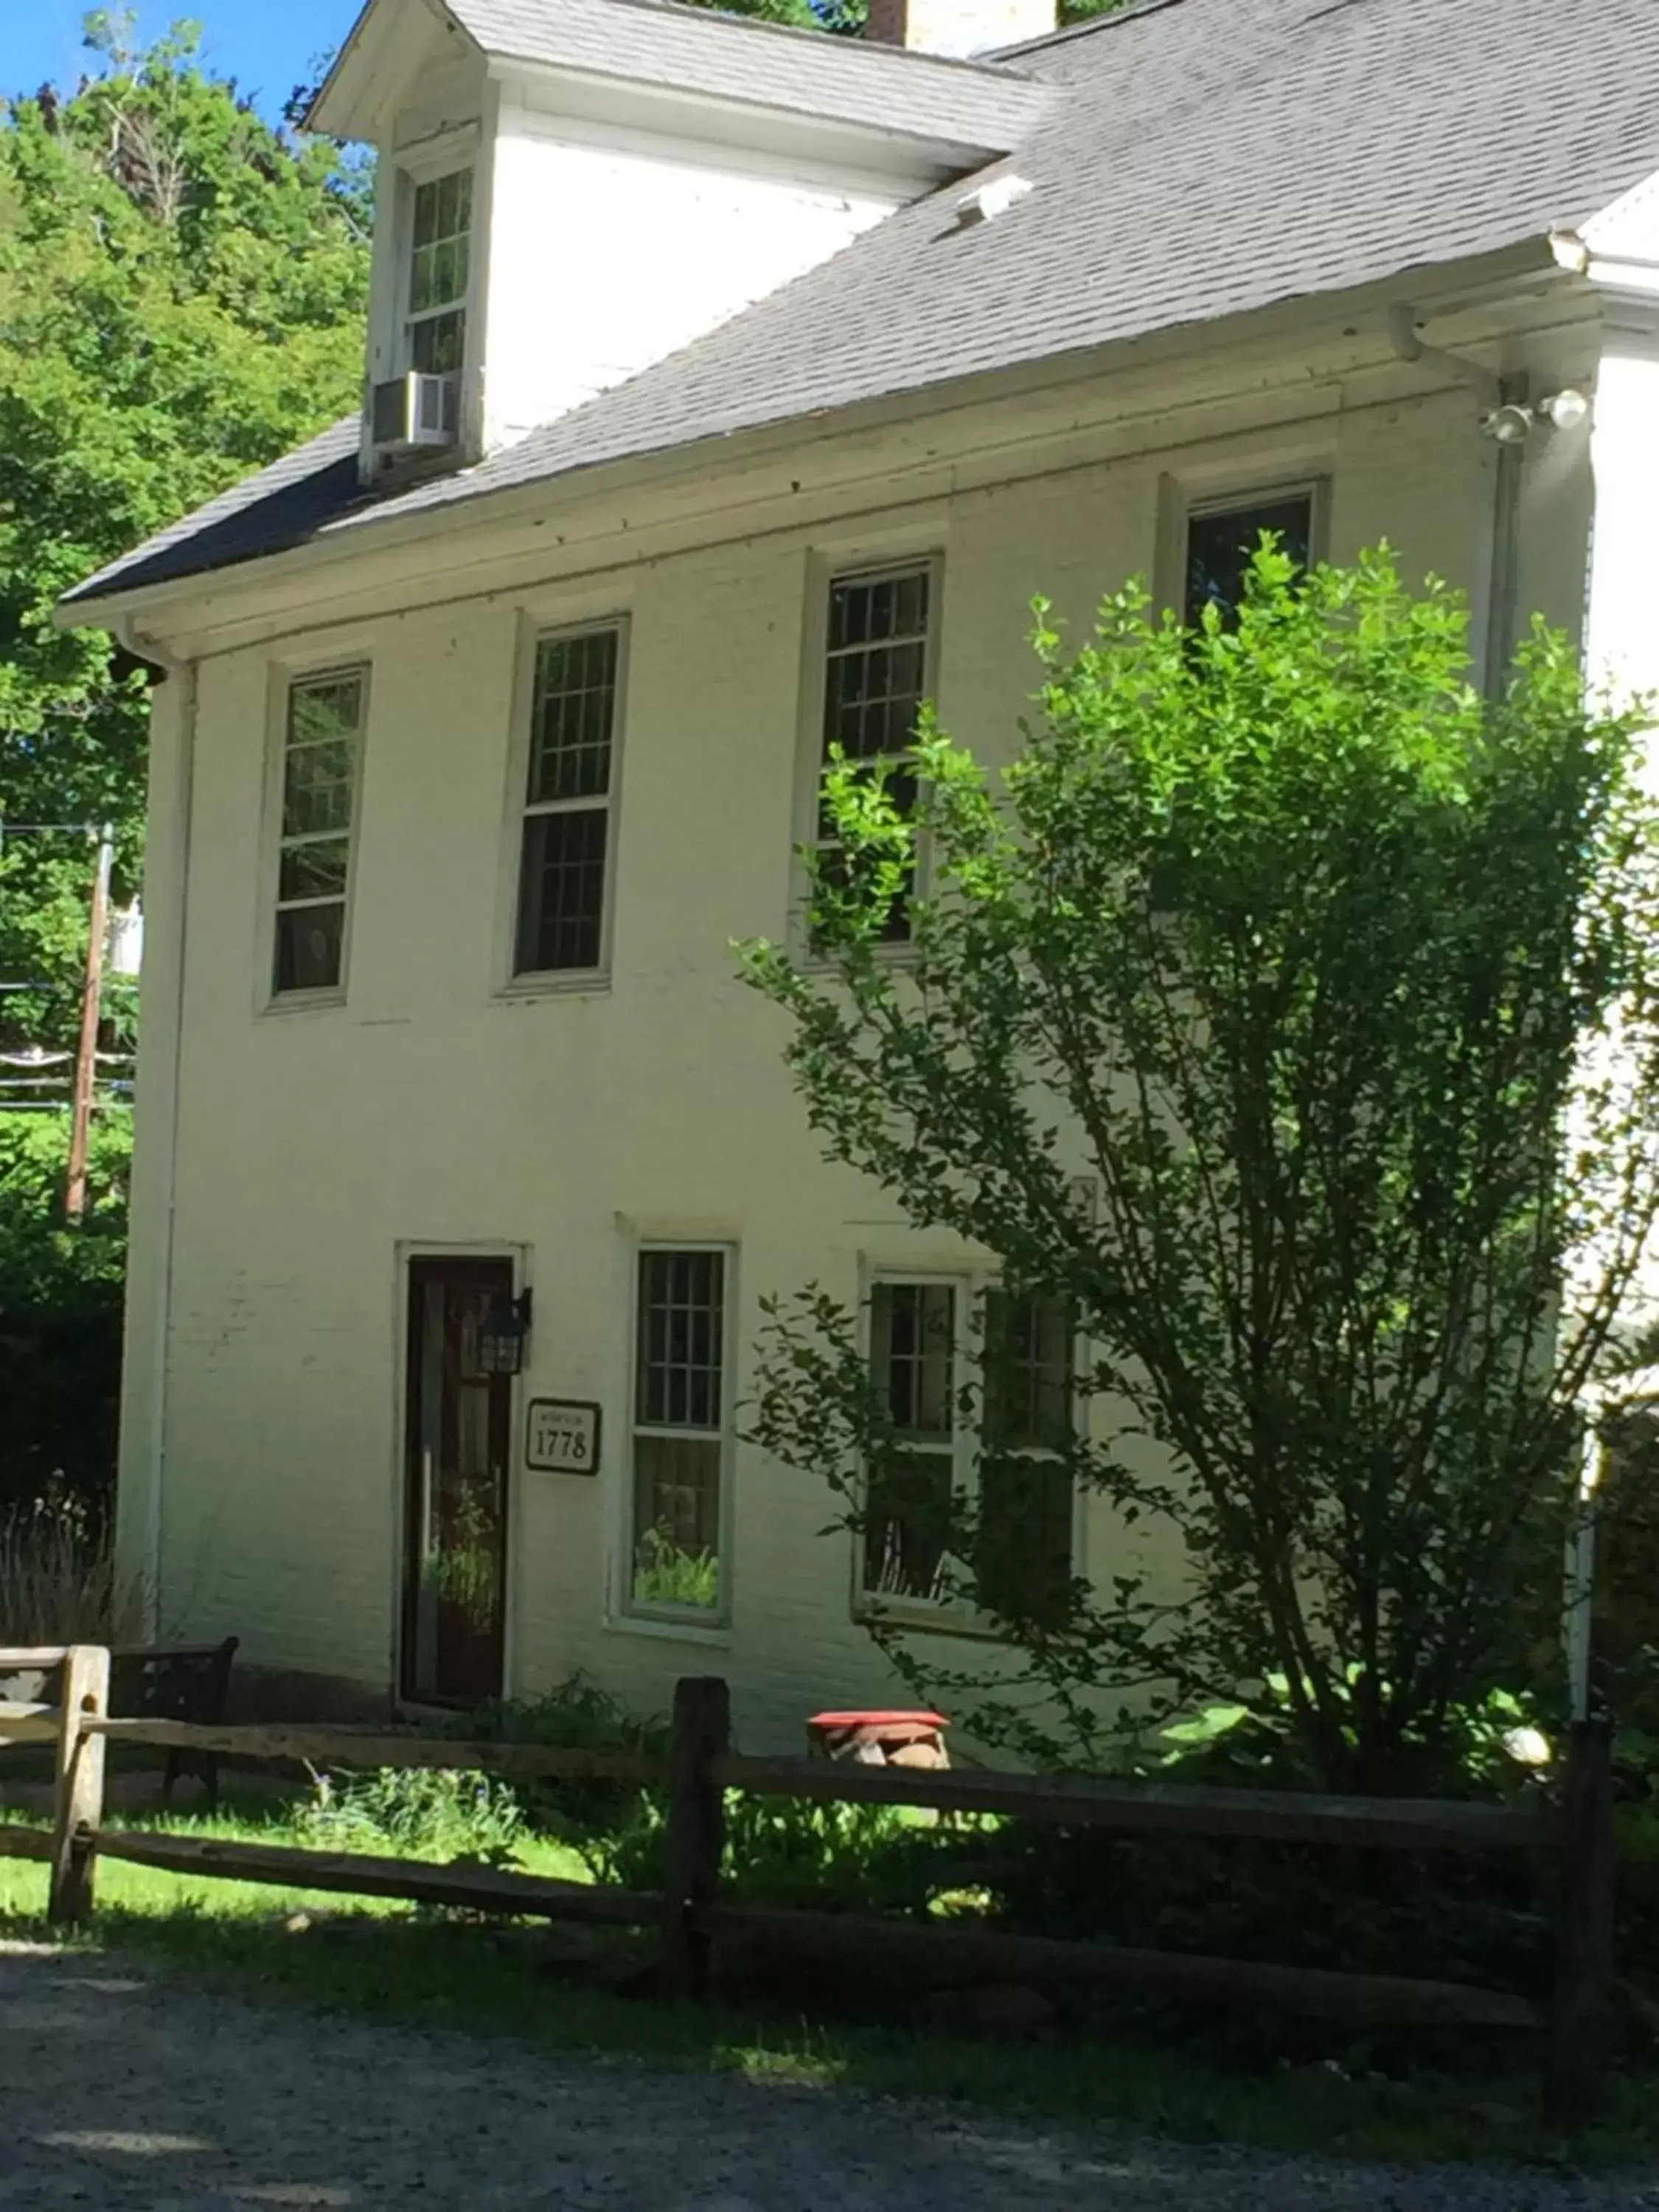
[134,350,1601,1750]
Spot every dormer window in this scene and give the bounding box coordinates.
[408,167,472,382]
[369,162,473,463]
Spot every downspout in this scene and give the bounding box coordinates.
[1565,1417,1604,1725]
[112,616,198,1639]
[1387,305,1523,697]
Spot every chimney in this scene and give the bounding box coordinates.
[866,0,1059,58]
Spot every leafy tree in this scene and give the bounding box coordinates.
[0,13,369,1062]
[742,549,1659,1791]
[0,1119,127,1517]
[0,15,368,1512]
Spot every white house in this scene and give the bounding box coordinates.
[59,0,1659,1745]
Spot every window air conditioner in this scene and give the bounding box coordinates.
[370,372,458,454]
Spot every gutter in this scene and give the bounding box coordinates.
[1387,302,1521,698]
[112,615,198,1638]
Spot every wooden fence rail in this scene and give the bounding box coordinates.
[0,1656,1619,2125]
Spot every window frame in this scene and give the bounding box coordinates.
[394,154,477,392]
[500,613,630,993]
[854,1264,1081,1634]
[622,1239,738,1630]
[1158,473,1331,627]
[793,550,945,962]
[259,658,372,1013]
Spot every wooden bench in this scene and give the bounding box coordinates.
[0,1639,238,1808]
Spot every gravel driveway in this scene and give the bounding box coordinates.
[1,1941,1657,2211]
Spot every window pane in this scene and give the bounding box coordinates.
[529,630,618,804]
[515,808,607,973]
[279,836,350,903]
[872,1282,954,1438]
[274,902,344,992]
[282,739,355,837]
[824,571,931,765]
[976,1455,1074,1628]
[288,676,361,746]
[1184,495,1312,630]
[863,1448,953,1603]
[631,1437,720,1611]
[984,1292,1073,1452]
[636,1251,725,1430]
[411,310,465,377]
[413,167,469,251]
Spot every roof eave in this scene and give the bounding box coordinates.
[307,0,478,142]
[54,238,1572,639]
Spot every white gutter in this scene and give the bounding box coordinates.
[1385,304,1524,696]
[113,616,198,1638]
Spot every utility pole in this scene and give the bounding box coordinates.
[65,828,114,1223]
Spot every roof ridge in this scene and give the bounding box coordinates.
[569,0,1043,79]
[991,0,1188,59]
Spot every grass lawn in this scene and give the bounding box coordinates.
[0,1779,1655,2171]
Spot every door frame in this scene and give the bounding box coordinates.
[390,1240,529,1712]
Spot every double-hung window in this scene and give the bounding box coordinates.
[514,626,622,978]
[272,668,366,997]
[814,564,934,945]
[1183,490,1314,629]
[863,1275,1075,1627]
[630,1248,730,1616]
[406,167,472,410]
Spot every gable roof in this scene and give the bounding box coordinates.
[63,0,1659,613]
[311,0,1046,163]
[448,0,1046,148]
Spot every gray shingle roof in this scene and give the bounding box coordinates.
[444,0,1047,150]
[63,0,1659,612]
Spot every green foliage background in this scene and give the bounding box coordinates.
[0,15,369,1513]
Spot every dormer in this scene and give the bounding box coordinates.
[307,0,1051,487]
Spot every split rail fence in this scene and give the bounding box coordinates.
[0,1649,1618,2123]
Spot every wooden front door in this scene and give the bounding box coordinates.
[402,1257,512,1705]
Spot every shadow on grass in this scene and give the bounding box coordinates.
[0,1892,1654,2173]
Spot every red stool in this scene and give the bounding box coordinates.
[806,1708,951,1768]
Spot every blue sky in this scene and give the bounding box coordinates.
[1,1,363,120]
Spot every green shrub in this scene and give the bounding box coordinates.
[1150,1676,1557,1799]
[458,1672,668,1840]
[293,1767,524,1865]
[585,1789,937,1913]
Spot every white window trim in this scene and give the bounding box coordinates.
[496,612,630,996]
[1155,470,1332,622]
[402,164,473,384]
[256,658,372,1016]
[790,549,946,965]
[378,136,484,451]
[619,1238,739,1631]
[853,1262,1081,1637]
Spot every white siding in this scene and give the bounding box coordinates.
[134,362,1599,1748]
[481,106,904,451]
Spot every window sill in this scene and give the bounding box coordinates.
[605,1610,731,1649]
[494,971,612,1004]
[793,938,920,978]
[855,1598,1010,1644]
[259,987,348,1019]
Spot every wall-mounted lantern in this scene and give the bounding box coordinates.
[478,1289,533,1377]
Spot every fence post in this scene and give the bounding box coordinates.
[660,1675,729,2001]
[49,1644,109,1925]
[1547,1715,1616,2127]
